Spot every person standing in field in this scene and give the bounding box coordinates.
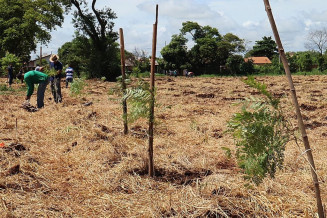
[23,67,49,108]
[7,64,14,87]
[49,54,63,103]
[65,65,74,88]
[173,69,178,77]
[17,62,28,84]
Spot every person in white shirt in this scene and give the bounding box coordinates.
[65,65,74,88]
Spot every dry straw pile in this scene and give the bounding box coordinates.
[1,75,327,217]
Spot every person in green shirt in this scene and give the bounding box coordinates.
[23,67,49,108]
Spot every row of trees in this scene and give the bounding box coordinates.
[1,0,326,79]
[160,26,327,76]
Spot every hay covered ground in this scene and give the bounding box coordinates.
[1,75,327,217]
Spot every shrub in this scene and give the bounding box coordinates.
[70,78,86,97]
[0,52,21,76]
[255,64,283,75]
[227,76,291,185]
[131,67,141,78]
[42,67,57,77]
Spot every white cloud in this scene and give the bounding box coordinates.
[242,21,260,29]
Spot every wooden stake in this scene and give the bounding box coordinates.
[40,46,42,65]
[148,4,158,177]
[15,117,18,140]
[263,1,324,217]
[119,28,128,135]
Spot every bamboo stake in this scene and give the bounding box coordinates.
[148,4,158,177]
[119,28,128,135]
[263,1,324,217]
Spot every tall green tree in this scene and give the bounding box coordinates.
[181,21,222,73]
[247,36,278,60]
[297,52,313,72]
[160,34,188,73]
[217,33,245,66]
[181,21,222,41]
[179,21,244,74]
[69,0,120,80]
[58,35,91,77]
[0,0,69,61]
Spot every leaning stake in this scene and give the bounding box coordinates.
[148,4,158,177]
[119,28,128,135]
[263,0,324,217]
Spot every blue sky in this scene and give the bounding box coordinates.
[33,0,327,58]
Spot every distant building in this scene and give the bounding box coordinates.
[28,54,52,70]
[287,52,296,57]
[124,59,134,73]
[244,57,272,66]
[150,59,159,73]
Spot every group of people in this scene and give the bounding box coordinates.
[166,70,194,77]
[12,54,74,109]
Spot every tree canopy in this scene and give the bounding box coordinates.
[246,36,278,60]
[161,21,245,75]
[0,0,69,61]
[68,0,120,80]
[160,34,189,72]
[58,35,91,76]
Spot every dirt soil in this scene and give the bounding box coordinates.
[1,75,327,217]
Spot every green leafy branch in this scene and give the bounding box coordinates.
[227,77,291,185]
[108,75,131,96]
[242,76,279,109]
[122,79,152,123]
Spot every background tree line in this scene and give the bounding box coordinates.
[160,24,327,76]
[1,0,326,79]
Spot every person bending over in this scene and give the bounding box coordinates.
[23,67,49,108]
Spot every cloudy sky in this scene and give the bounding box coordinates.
[34,0,327,58]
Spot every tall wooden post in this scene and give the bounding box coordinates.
[148,4,158,177]
[39,46,42,66]
[119,28,128,135]
[263,1,324,217]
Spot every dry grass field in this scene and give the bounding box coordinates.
[1,75,327,217]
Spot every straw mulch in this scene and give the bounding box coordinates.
[0,75,326,217]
